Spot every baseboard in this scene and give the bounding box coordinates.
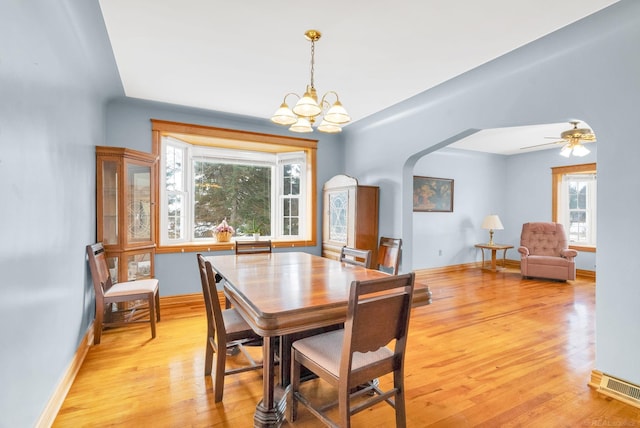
[36,323,94,428]
[415,259,595,280]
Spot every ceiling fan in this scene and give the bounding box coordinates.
[521,121,596,157]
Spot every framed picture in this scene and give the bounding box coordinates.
[413,176,454,212]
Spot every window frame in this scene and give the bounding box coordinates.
[151,119,318,253]
[551,163,597,252]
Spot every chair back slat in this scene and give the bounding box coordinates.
[197,254,226,346]
[86,242,113,296]
[377,237,402,275]
[341,272,415,376]
[235,240,272,254]
[340,246,372,268]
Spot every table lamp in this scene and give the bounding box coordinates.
[482,214,503,246]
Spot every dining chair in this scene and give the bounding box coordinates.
[377,237,403,275]
[235,239,272,254]
[290,272,416,427]
[339,246,372,268]
[196,254,263,402]
[86,243,160,345]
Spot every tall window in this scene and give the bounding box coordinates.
[152,120,317,251]
[552,163,597,250]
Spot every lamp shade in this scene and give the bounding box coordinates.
[482,215,504,230]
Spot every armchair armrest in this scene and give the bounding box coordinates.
[518,246,529,257]
[561,248,578,259]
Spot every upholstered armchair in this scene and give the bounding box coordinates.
[518,222,578,281]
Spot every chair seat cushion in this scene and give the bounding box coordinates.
[105,278,158,297]
[222,308,253,335]
[293,330,393,376]
[527,255,571,267]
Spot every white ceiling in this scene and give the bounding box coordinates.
[98,0,614,154]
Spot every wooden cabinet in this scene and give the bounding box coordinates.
[322,174,379,264]
[96,146,157,283]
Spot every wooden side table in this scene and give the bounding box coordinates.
[475,243,513,271]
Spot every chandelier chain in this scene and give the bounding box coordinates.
[309,39,315,89]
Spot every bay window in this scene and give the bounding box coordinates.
[152,120,317,251]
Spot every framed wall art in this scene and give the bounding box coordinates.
[413,176,454,212]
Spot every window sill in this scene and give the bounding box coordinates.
[156,239,316,254]
[569,244,596,253]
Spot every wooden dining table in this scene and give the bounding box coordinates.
[207,251,431,428]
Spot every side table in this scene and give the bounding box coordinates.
[475,243,513,272]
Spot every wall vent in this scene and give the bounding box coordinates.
[598,374,640,408]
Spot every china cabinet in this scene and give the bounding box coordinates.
[96,146,157,283]
[322,174,379,265]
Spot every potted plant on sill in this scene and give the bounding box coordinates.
[244,219,263,241]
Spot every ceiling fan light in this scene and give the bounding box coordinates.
[324,100,351,124]
[270,102,298,125]
[317,119,342,133]
[289,117,313,133]
[559,144,572,158]
[572,143,590,157]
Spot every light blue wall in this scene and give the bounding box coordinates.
[3,1,638,426]
[105,98,346,296]
[344,1,640,386]
[412,145,597,271]
[0,1,123,426]
[504,144,598,271]
[412,149,507,269]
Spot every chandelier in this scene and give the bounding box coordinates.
[270,30,351,133]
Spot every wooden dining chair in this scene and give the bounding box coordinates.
[377,237,403,275]
[86,243,160,345]
[339,246,372,268]
[290,272,415,427]
[235,240,272,254]
[196,254,263,402]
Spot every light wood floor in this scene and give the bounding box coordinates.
[54,267,639,427]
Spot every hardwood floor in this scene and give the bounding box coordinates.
[53,267,639,427]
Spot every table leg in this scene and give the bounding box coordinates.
[490,249,497,271]
[254,336,286,428]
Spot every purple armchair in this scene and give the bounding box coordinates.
[518,222,577,281]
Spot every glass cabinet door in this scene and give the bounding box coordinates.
[126,162,152,244]
[101,160,119,245]
[328,190,348,244]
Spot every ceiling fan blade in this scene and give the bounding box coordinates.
[520,140,563,150]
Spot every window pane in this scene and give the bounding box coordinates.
[283,217,299,236]
[167,193,183,239]
[283,163,301,195]
[194,161,271,238]
[165,145,183,192]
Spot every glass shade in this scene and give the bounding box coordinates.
[317,119,342,133]
[572,144,590,157]
[292,88,322,117]
[289,117,313,133]
[559,144,572,158]
[324,100,351,124]
[271,103,297,125]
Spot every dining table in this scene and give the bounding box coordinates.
[207,251,431,428]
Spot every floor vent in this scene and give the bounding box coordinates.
[599,374,640,408]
